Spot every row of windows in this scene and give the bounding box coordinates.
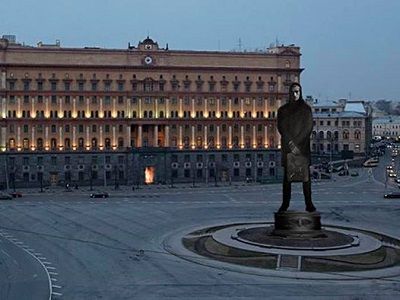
[313,120,363,127]
[6,95,276,106]
[7,135,276,151]
[11,153,274,167]
[6,110,276,120]
[173,166,275,179]
[9,74,284,93]
[311,130,362,140]
[11,154,125,166]
[9,123,273,134]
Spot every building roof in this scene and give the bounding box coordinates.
[313,111,366,118]
[344,102,366,114]
[373,116,400,125]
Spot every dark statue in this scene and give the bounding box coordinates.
[277,82,316,212]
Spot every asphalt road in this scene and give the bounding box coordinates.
[1,159,400,299]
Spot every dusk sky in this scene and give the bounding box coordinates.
[1,0,398,102]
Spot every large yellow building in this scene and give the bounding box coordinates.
[0,36,301,188]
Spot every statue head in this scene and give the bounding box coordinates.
[289,82,303,102]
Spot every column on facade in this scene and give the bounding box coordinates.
[72,98,77,118]
[99,97,104,118]
[72,125,77,148]
[127,97,131,118]
[264,97,268,118]
[59,126,63,149]
[86,97,90,118]
[31,125,35,149]
[228,125,232,147]
[45,126,49,149]
[240,125,244,148]
[112,97,117,118]
[165,125,170,147]
[15,125,20,149]
[59,97,63,118]
[191,125,195,149]
[240,98,244,118]
[137,125,142,147]
[99,125,103,148]
[191,98,195,118]
[126,125,131,148]
[252,125,256,148]
[277,75,282,93]
[204,98,208,118]
[0,70,5,89]
[228,98,232,118]
[1,96,6,118]
[154,125,158,147]
[179,98,183,118]
[139,98,142,118]
[86,125,90,149]
[216,125,220,148]
[264,125,268,148]
[216,98,220,118]
[17,97,21,118]
[204,125,208,149]
[252,98,256,118]
[154,98,158,118]
[178,125,183,148]
[0,126,6,150]
[112,125,116,148]
[45,97,50,118]
[31,97,36,118]
[166,98,170,118]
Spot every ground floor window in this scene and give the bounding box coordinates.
[184,169,190,178]
[246,168,251,177]
[234,168,240,177]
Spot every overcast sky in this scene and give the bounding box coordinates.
[1,0,398,102]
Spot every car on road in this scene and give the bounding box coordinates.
[350,171,359,177]
[395,178,400,184]
[90,192,109,198]
[0,192,12,200]
[384,192,400,199]
[9,191,22,198]
[338,170,349,176]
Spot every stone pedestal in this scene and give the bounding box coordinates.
[272,210,325,238]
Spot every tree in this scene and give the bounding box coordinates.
[375,100,392,114]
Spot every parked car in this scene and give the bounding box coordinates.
[9,191,22,198]
[0,192,12,200]
[90,192,109,198]
[350,171,359,177]
[384,192,400,199]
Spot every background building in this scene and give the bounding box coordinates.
[0,36,302,188]
[373,116,400,140]
[309,98,372,161]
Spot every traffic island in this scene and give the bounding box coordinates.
[164,221,400,279]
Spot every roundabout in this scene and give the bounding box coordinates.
[163,217,400,280]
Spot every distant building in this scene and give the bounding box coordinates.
[373,116,400,139]
[310,99,372,158]
[0,36,302,188]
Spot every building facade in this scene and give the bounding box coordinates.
[0,37,302,188]
[373,116,400,139]
[309,99,372,160]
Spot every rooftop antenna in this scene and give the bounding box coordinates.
[275,36,279,47]
[238,38,242,51]
[218,39,220,51]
